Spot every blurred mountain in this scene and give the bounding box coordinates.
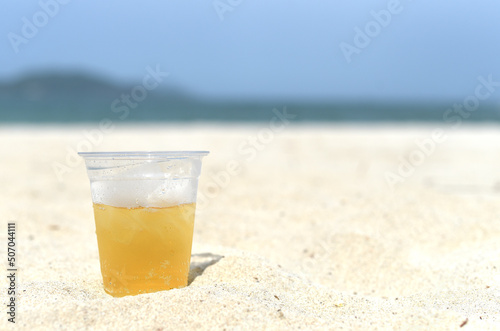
[0,72,499,123]
[0,72,196,122]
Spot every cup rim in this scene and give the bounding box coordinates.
[78,151,209,159]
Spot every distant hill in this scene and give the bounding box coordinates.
[0,72,194,102]
[0,72,499,123]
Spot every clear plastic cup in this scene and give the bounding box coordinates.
[79,151,209,297]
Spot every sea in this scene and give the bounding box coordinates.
[1,73,499,123]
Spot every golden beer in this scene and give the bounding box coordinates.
[93,203,195,297]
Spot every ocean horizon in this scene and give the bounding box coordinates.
[1,72,499,123]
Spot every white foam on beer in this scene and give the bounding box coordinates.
[90,160,198,208]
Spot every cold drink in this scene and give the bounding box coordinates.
[93,203,196,297]
[79,151,208,297]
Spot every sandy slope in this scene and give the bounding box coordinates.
[0,124,499,330]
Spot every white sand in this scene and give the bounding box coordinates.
[1,124,499,330]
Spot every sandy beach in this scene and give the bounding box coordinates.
[1,123,499,330]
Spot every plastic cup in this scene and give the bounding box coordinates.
[79,151,209,297]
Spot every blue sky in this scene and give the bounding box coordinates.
[2,1,500,101]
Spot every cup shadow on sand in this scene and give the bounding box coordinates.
[188,253,224,285]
